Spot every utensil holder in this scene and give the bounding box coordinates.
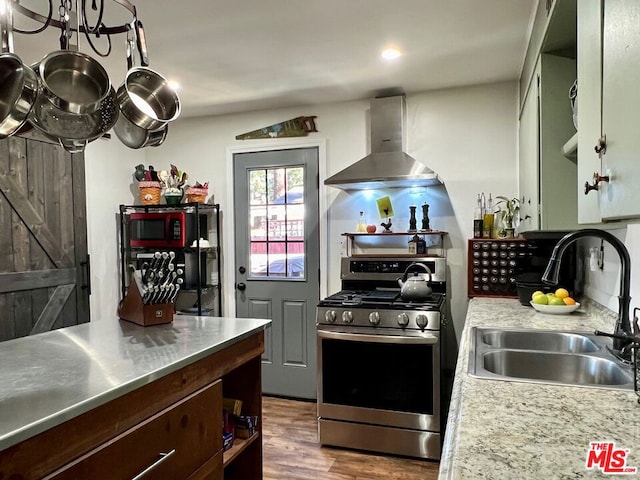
[185,187,208,203]
[139,181,162,205]
[118,278,173,326]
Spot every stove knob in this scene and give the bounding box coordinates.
[416,314,428,330]
[368,311,380,326]
[342,311,353,324]
[325,310,337,323]
[397,313,409,328]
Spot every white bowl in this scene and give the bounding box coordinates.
[530,301,580,315]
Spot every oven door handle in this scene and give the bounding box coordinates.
[317,330,439,345]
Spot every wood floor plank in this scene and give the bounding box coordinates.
[262,396,439,480]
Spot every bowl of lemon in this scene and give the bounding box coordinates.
[530,288,580,314]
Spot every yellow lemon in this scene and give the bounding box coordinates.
[531,291,545,300]
[555,288,569,299]
[563,297,576,305]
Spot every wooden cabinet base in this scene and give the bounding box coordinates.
[46,381,222,479]
[0,331,264,480]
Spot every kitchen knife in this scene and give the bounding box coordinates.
[148,252,162,271]
[170,284,180,303]
[155,285,166,304]
[148,286,159,304]
[162,284,175,303]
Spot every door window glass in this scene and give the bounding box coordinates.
[249,166,305,279]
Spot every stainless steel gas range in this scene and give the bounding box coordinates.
[316,256,447,460]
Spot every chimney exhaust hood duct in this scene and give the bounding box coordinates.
[324,95,443,191]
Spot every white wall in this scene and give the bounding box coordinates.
[583,223,640,324]
[325,83,520,339]
[84,138,145,319]
[85,81,520,340]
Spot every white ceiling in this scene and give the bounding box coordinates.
[12,0,537,118]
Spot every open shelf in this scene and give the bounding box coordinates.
[223,432,260,466]
[561,132,578,158]
[342,231,447,236]
[348,253,445,258]
[341,231,448,257]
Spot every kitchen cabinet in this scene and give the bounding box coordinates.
[598,0,640,220]
[576,0,603,224]
[341,231,447,257]
[119,203,222,316]
[48,381,223,479]
[0,319,266,480]
[574,0,640,223]
[518,52,578,234]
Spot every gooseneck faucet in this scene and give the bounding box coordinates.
[542,229,632,358]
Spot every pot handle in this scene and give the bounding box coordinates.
[0,0,14,54]
[134,19,150,67]
[126,25,135,70]
[400,262,432,282]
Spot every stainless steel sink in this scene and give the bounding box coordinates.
[469,327,634,390]
[481,329,600,353]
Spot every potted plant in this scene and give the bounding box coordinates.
[495,196,520,238]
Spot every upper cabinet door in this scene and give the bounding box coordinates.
[577,0,603,224]
[518,65,541,233]
[600,0,640,220]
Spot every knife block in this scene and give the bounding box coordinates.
[118,279,174,326]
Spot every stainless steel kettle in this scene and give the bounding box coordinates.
[397,262,433,301]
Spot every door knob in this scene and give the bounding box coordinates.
[584,171,610,195]
[237,282,246,291]
[594,135,607,154]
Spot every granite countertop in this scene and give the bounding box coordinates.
[439,297,640,479]
[0,315,271,452]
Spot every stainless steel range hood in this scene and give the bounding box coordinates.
[324,95,442,190]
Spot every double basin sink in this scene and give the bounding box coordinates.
[469,327,634,390]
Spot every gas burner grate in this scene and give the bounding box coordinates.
[319,290,445,310]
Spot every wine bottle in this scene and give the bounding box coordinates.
[473,194,483,238]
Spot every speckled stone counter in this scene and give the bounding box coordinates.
[0,315,270,452]
[439,298,640,479]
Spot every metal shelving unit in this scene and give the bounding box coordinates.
[119,203,222,316]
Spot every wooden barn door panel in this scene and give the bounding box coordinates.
[0,137,89,341]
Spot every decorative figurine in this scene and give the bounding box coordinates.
[408,205,417,232]
[421,203,431,231]
[380,218,393,233]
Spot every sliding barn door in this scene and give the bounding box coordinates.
[0,137,90,341]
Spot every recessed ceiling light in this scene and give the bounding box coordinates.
[381,48,402,60]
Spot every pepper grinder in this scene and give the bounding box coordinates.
[408,205,417,232]
[421,203,430,231]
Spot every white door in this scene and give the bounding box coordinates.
[233,148,320,399]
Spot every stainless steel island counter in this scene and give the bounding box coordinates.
[0,315,271,479]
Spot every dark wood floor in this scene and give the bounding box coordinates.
[262,396,440,480]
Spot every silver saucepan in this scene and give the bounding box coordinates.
[116,20,180,131]
[114,111,168,149]
[0,2,39,138]
[37,50,110,115]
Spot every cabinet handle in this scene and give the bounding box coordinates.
[584,171,610,195]
[594,135,607,154]
[131,449,176,480]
